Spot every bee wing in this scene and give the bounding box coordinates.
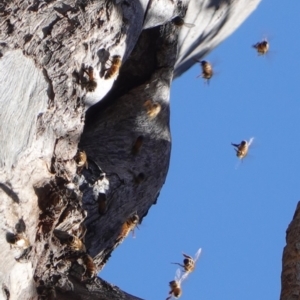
[175,268,182,282]
[194,248,202,262]
[183,22,195,28]
[248,137,255,147]
[179,271,189,284]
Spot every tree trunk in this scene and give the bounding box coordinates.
[281,201,300,300]
[0,0,260,299]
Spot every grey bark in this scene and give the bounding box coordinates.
[0,0,260,299]
[281,201,300,300]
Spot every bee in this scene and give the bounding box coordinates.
[167,269,188,300]
[134,172,145,184]
[117,214,139,241]
[144,99,161,119]
[54,230,86,252]
[68,236,86,252]
[172,248,202,274]
[83,66,97,92]
[196,60,213,83]
[253,39,269,55]
[172,16,195,28]
[74,150,88,170]
[131,136,144,155]
[81,254,97,278]
[7,233,30,249]
[104,55,122,79]
[231,137,254,159]
[98,193,108,215]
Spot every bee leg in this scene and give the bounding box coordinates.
[231,143,240,148]
[171,262,184,268]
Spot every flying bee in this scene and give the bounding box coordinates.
[74,150,88,170]
[231,137,254,159]
[104,55,122,79]
[172,248,202,274]
[143,99,161,119]
[166,269,188,300]
[252,39,269,55]
[7,233,30,249]
[196,60,213,83]
[131,136,144,155]
[83,66,97,92]
[117,214,139,241]
[81,254,97,278]
[172,16,195,28]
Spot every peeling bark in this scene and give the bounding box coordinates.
[281,202,300,300]
[0,0,261,299]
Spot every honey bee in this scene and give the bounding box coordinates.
[231,137,254,159]
[117,214,139,241]
[74,150,88,170]
[134,172,145,184]
[68,236,86,252]
[7,233,30,249]
[97,193,108,215]
[172,16,195,28]
[196,60,213,83]
[54,230,86,252]
[104,55,122,79]
[131,136,144,155]
[167,269,188,300]
[172,248,202,274]
[143,99,161,119]
[81,254,97,278]
[252,39,269,55]
[83,66,97,92]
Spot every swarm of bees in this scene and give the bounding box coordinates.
[231,137,254,160]
[104,55,122,80]
[252,39,269,55]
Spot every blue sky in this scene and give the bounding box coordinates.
[100,1,300,299]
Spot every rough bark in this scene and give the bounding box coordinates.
[0,0,260,299]
[281,202,300,300]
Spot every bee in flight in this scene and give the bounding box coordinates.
[172,248,202,274]
[196,60,213,84]
[166,269,188,300]
[172,16,195,28]
[252,39,269,55]
[231,137,254,159]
